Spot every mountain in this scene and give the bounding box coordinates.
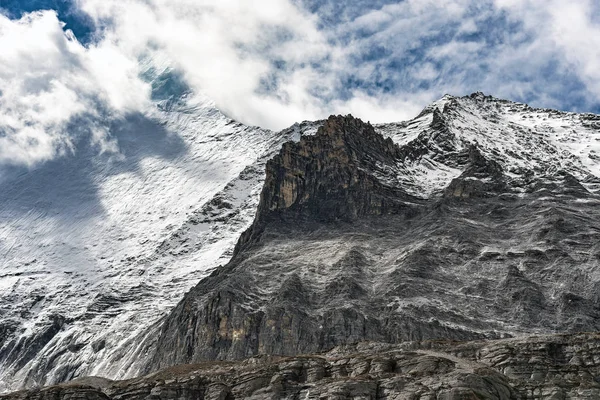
[145,105,600,372]
[1,91,599,396]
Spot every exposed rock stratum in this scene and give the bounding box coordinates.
[5,333,600,399]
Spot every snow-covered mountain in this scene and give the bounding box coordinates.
[145,108,600,372]
[378,92,600,197]
[1,91,599,392]
[0,90,316,392]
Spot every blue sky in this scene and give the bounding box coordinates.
[1,0,600,165]
[1,0,93,40]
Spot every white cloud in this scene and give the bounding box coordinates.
[76,0,423,128]
[492,0,600,103]
[331,91,425,124]
[0,10,149,166]
[1,0,599,167]
[542,1,600,92]
[76,0,331,127]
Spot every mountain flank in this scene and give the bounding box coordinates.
[146,114,600,376]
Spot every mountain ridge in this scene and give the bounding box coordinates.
[5,332,600,400]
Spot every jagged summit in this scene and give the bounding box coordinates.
[377,92,600,198]
[258,114,416,221]
[235,114,422,256]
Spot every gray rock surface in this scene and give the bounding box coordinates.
[5,333,600,399]
[3,93,600,393]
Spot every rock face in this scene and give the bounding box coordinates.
[443,145,506,198]
[237,115,421,251]
[5,333,600,400]
[259,115,414,221]
[145,114,600,374]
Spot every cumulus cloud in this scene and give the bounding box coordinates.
[68,0,429,131]
[331,0,600,112]
[495,0,600,97]
[1,0,599,167]
[75,0,331,127]
[0,10,148,166]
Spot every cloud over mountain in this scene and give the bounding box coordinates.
[0,0,599,166]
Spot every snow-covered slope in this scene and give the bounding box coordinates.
[1,91,599,392]
[376,92,600,197]
[0,91,304,391]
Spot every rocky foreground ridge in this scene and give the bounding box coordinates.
[4,333,600,399]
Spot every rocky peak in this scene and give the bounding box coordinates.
[430,108,447,131]
[467,91,496,102]
[255,114,417,224]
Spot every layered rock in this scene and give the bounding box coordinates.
[237,115,421,251]
[261,115,412,220]
[5,333,600,400]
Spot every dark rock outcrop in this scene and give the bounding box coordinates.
[444,145,507,198]
[237,114,421,252]
[259,115,414,221]
[0,315,68,371]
